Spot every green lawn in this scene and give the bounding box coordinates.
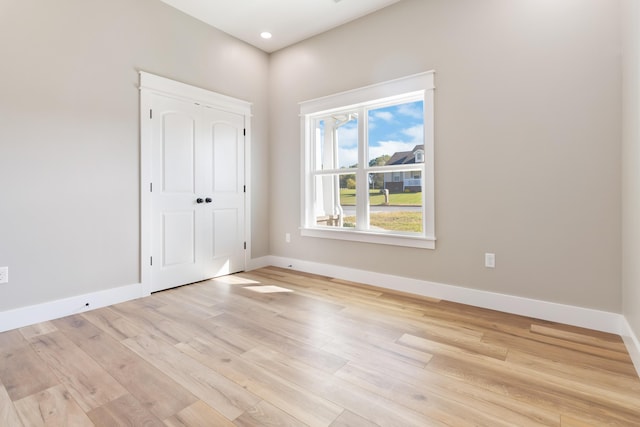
[343,211,423,232]
[339,189,422,206]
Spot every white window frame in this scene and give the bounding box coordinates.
[299,71,436,249]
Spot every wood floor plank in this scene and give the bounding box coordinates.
[417,299,541,335]
[320,377,449,427]
[232,400,307,427]
[505,348,640,396]
[0,342,60,401]
[0,329,29,352]
[163,400,235,427]
[482,329,639,377]
[152,285,221,310]
[154,297,224,322]
[334,361,553,427]
[322,334,433,368]
[18,322,57,340]
[523,325,632,362]
[175,338,343,427]
[87,394,163,427]
[0,385,23,427]
[329,410,378,427]
[209,312,349,373]
[331,308,504,361]
[189,321,263,355]
[530,323,628,352]
[396,332,512,366]
[53,315,197,420]
[80,307,144,341]
[241,309,334,347]
[123,333,262,421]
[339,305,485,340]
[109,303,194,345]
[13,384,94,427]
[311,310,409,343]
[27,331,128,412]
[343,356,560,426]
[559,415,598,426]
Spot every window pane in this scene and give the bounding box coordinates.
[314,174,357,228]
[368,172,423,234]
[367,101,424,168]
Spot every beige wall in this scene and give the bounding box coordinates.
[269,0,622,311]
[622,0,640,336]
[0,0,269,311]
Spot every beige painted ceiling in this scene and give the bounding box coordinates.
[159,0,403,52]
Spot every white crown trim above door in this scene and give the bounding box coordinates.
[139,71,252,295]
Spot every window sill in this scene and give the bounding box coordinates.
[300,227,436,249]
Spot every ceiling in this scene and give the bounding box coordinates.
[159,0,403,53]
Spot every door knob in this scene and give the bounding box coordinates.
[196,198,204,204]
[205,198,212,203]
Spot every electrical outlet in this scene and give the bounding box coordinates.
[285,232,291,243]
[0,267,8,284]
[485,253,496,268]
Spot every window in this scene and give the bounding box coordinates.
[300,72,435,249]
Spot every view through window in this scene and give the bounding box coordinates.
[301,72,435,249]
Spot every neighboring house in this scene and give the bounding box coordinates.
[383,145,424,193]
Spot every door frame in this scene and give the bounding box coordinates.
[139,71,252,296]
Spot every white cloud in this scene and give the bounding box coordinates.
[402,125,424,143]
[337,124,358,168]
[338,147,358,168]
[337,124,358,148]
[372,111,394,122]
[397,103,423,119]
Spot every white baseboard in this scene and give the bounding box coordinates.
[621,319,640,376]
[249,256,624,335]
[247,256,272,271]
[0,283,143,333]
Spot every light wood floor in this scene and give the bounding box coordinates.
[1,266,639,426]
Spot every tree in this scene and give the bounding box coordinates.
[369,155,391,167]
[339,164,358,189]
[368,155,391,189]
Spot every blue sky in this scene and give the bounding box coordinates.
[337,100,424,168]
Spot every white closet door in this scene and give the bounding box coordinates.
[148,94,245,292]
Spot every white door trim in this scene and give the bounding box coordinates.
[139,71,252,296]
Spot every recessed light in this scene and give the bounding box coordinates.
[260,32,272,39]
